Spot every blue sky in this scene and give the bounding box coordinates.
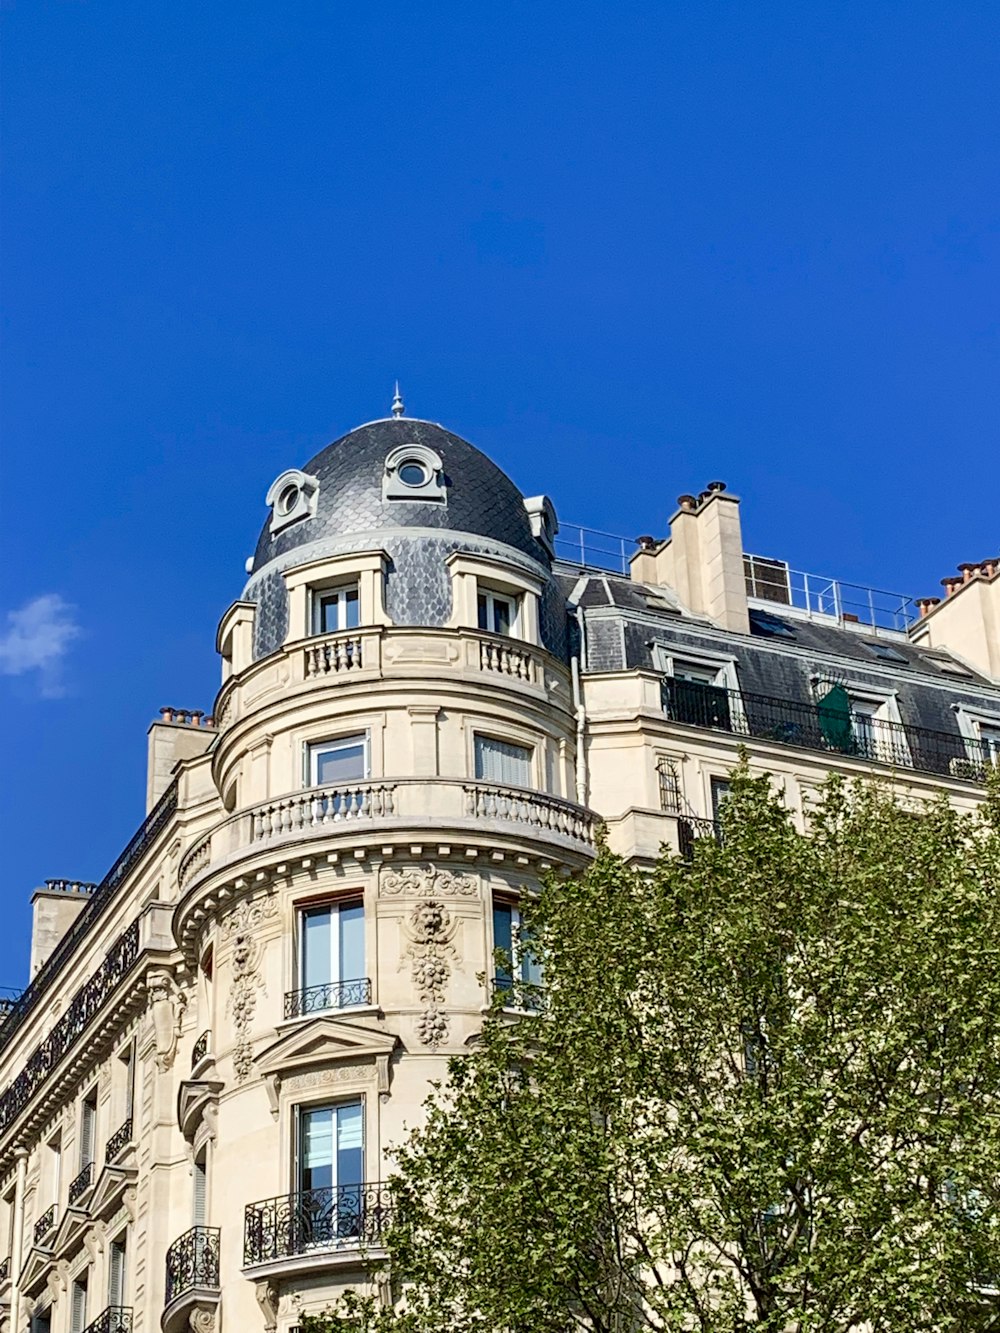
[1,2,998,986]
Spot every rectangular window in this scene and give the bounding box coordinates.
[108,1234,127,1306]
[70,1274,88,1333]
[119,1040,136,1125]
[710,777,731,824]
[308,735,368,786]
[474,735,532,786]
[477,589,515,636]
[30,1309,53,1333]
[296,1101,364,1245]
[662,662,733,731]
[657,758,682,813]
[980,723,1000,766]
[313,585,360,635]
[492,899,542,995]
[48,1138,62,1208]
[300,901,366,1009]
[80,1091,97,1170]
[193,1154,208,1226]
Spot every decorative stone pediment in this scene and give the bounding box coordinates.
[88,1163,138,1223]
[177,1079,224,1150]
[255,1016,398,1117]
[18,1246,56,1300]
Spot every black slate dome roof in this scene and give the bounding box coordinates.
[251,418,544,573]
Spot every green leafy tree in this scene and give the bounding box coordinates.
[305,767,1000,1333]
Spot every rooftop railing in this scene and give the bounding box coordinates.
[744,554,917,631]
[555,523,638,574]
[661,678,993,782]
[0,780,177,1048]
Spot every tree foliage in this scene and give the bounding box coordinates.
[305,768,1000,1332]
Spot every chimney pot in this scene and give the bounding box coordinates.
[677,494,697,512]
[635,534,657,551]
[706,480,727,493]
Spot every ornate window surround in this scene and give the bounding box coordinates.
[445,552,543,646]
[282,551,391,644]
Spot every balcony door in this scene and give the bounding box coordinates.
[296,1102,364,1245]
[301,902,365,1012]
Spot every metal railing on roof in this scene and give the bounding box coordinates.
[0,780,178,1048]
[744,554,917,632]
[555,523,639,574]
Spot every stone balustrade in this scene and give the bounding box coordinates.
[177,777,597,892]
[212,626,561,732]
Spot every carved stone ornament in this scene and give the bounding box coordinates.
[380,862,477,897]
[147,968,188,1072]
[188,1305,218,1333]
[401,900,458,1049]
[255,1279,281,1332]
[223,894,278,1083]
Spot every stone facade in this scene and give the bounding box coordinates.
[1,412,997,1333]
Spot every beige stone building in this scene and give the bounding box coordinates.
[1,401,997,1333]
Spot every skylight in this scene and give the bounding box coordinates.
[863,641,910,664]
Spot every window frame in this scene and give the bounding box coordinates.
[473,733,535,788]
[312,583,361,636]
[297,898,367,1004]
[477,587,518,637]
[305,733,370,788]
[491,896,542,1002]
[293,1097,366,1197]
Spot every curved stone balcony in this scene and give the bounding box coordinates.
[176,778,597,943]
[213,625,571,733]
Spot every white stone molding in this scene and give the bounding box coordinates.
[401,899,459,1050]
[379,862,477,898]
[255,1015,398,1118]
[222,893,278,1084]
[255,1277,281,1332]
[147,967,188,1072]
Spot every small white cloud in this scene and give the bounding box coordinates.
[0,594,82,697]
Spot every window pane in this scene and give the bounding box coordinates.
[336,1103,364,1189]
[312,737,366,784]
[303,909,332,989]
[345,588,360,629]
[494,597,511,635]
[493,902,513,984]
[474,736,532,785]
[301,1108,334,1191]
[477,593,489,630]
[338,903,365,983]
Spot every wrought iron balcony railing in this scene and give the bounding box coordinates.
[82,1306,133,1333]
[191,1031,210,1068]
[69,1160,95,1204]
[34,1204,57,1244]
[0,1255,9,1285]
[165,1225,221,1305]
[106,1118,133,1162]
[0,780,176,1047]
[283,977,372,1020]
[0,920,141,1133]
[244,1182,391,1265]
[661,678,995,782]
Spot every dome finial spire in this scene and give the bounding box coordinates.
[391,381,405,418]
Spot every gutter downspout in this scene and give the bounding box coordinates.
[568,602,588,806]
[9,1144,28,1331]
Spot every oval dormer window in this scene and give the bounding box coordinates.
[383,444,446,504]
[398,460,429,487]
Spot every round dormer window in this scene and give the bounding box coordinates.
[277,483,300,515]
[398,459,429,487]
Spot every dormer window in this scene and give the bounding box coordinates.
[477,589,516,636]
[383,444,446,503]
[265,468,320,537]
